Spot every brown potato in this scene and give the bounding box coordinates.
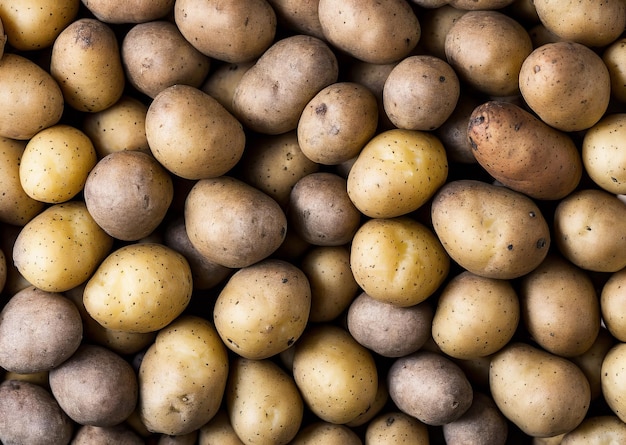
[81,0,174,24]
[417,5,467,61]
[442,392,508,445]
[266,0,324,39]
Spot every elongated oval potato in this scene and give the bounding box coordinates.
[431,180,550,279]
[468,100,582,200]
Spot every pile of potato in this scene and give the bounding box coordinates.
[1,0,626,443]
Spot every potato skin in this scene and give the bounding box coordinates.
[71,424,144,445]
[82,0,174,24]
[582,113,626,194]
[365,411,430,445]
[467,101,582,200]
[561,415,626,444]
[442,392,508,445]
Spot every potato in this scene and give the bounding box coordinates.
[348,291,433,357]
[213,259,311,359]
[121,21,211,99]
[533,0,625,47]
[448,0,516,9]
[318,0,420,64]
[601,343,626,424]
[417,6,467,61]
[431,180,551,279]
[297,82,378,165]
[570,328,615,401]
[561,416,626,444]
[388,350,473,426]
[266,0,324,39]
[13,201,113,292]
[445,11,532,97]
[232,34,338,135]
[0,15,6,59]
[347,129,448,218]
[582,113,626,194]
[383,55,460,131]
[226,358,303,445]
[175,0,275,63]
[290,422,362,445]
[0,137,45,225]
[442,392,508,445]
[0,248,5,294]
[350,216,450,307]
[432,271,520,360]
[83,243,192,333]
[84,150,173,241]
[519,254,601,357]
[81,0,174,23]
[0,224,31,296]
[0,380,73,445]
[19,124,97,204]
[434,91,480,164]
[49,344,137,426]
[71,424,144,445]
[467,100,582,200]
[0,0,79,50]
[602,268,626,341]
[50,18,125,112]
[490,342,591,437]
[0,53,64,140]
[603,38,626,103]
[198,410,245,445]
[0,286,82,374]
[138,315,229,435]
[146,84,245,180]
[201,61,254,115]
[365,411,429,445]
[292,324,378,424]
[345,379,389,428]
[553,189,626,272]
[184,176,287,268]
[519,41,611,132]
[157,432,198,445]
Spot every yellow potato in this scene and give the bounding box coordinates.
[289,422,362,445]
[582,113,626,194]
[603,38,626,103]
[442,392,509,445]
[366,411,429,445]
[602,343,626,424]
[570,328,615,401]
[198,410,244,445]
[81,0,174,24]
[561,415,626,444]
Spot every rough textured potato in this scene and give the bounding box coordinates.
[582,113,626,194]
[365,411,430,445]
[81,0,174,23]
[442,392,508,445]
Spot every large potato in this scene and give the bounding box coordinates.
[139,316,229,435]
[431,180,551,279]
[83,243,192,333]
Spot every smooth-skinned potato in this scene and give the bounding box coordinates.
[601,343,626,424]
[442,392,508,445]
[290,422,362,445]
[81,0,174,24]
[266,0,324,39]
[602,268,626,342]
[561,416,626,444]
[582,113,626,194]
[198,410,245,445]
[603,38,626,103]
[365,411,430,445]
[71,424,144,445]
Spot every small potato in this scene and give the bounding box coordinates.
[350,217,450,307]
[432,271,520,360]
[83,243,192,333]
[50,18,125,112]
[49,344,138,427]
[519,41,611,132]
[19,124,97,204]
[418,5,467,61]
[0,286,82,374]
[553,189,626,272]
[431,180,551,280]
[71,424,144,445]
[13,201,113,292]
[198,410,245,445]
[146,84,245,180]
[139,316,229,435]
[82,0,174,23]
[582,113,626,194]
[266,0,324,39]
[347,292,433,357]
[292,324,378,425]
[347,129,448,218]
[290,422,362,445]
[445,11,532,97]
[365,411,429,445]
[0,54,64,140]
[383,55,460,131]
[468,100,582,200]
[184,176,287,268]
[603,38,626,103]
[297,82,378,165]
[448,0,515,9]
[570,328,615,401]
[602,343,626,424]
[434,91,480,164]
[213,259,311,359]
[602,269,626,341]
[288,172,361,246]
[0,380,73,445]
[345,380,389,428]
[561,416,626,444]
[201,61,254,115]
[232,34,338,135]
[490,342,591,437]
[442,392,508,445]
[226,358,303,445]
[388,350,473,426]
[318,0,420,64]
[122,21,211,99]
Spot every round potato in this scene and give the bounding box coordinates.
[570,328,615,401]
[365,411,429,445]
[19,124,97,204]
[290,422,362,445]
[582,113,626,194]
[81,0,174,23]
[83,243,192,333]
[266,0,324,39]
[146,84,245,180]
[198,410,245,445]
[13,201,113,292]
[601,343,626,424]
[200,61,254,115]
[603,38,626,103]
[347,129,448,218]
[350,216,450,307]
[213,259,311,359]
[71,424,144,445]
[431,180,551,279]
[418,5,467,61]
[0,53,64,140]
[0,286,82,374]
[49,344,138,427]
[434,91,480,164]
[442,392,508,445]
[602,269,626,341]
[292,324,378,425]
[561,415,626,444]
[519,41,611,132]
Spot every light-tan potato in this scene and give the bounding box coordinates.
[71,424,144,445]
[417,5,467,61]
[582,113,626,195]
[345,380,389,428]
[448,0,516,9]
[201,61,254,115]
[290,422,362,445]
[601,268,626,341]
[570,328,615,401]
[602,343,626,424]
[0,14,6,59]
[561,416,626,444]
[198,410,244,445]
[81,0,174,23]
[266,0,324,39]
[435,91,480,164]
[365,411,429,444]
[443,392,508,445]
[603,38,626,103]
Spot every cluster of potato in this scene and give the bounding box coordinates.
[1,0,626,444]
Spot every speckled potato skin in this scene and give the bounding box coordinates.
[365,411,430,445]
[602,269,626,342]
[83,243,192,333]
[489,342,591,437]
[442,392,509,445]
[582,113,626,194]
[71,424,144,445]
[198,410,245,445]
[139,316,229,436]
[431,180,551,280]
[468,101,582,200]
[290,422,363,445]
[82,0,174,24]
[347,129,448,218]
[12,201,113,292]
[561,415,626,444]
[292,325,378,424]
